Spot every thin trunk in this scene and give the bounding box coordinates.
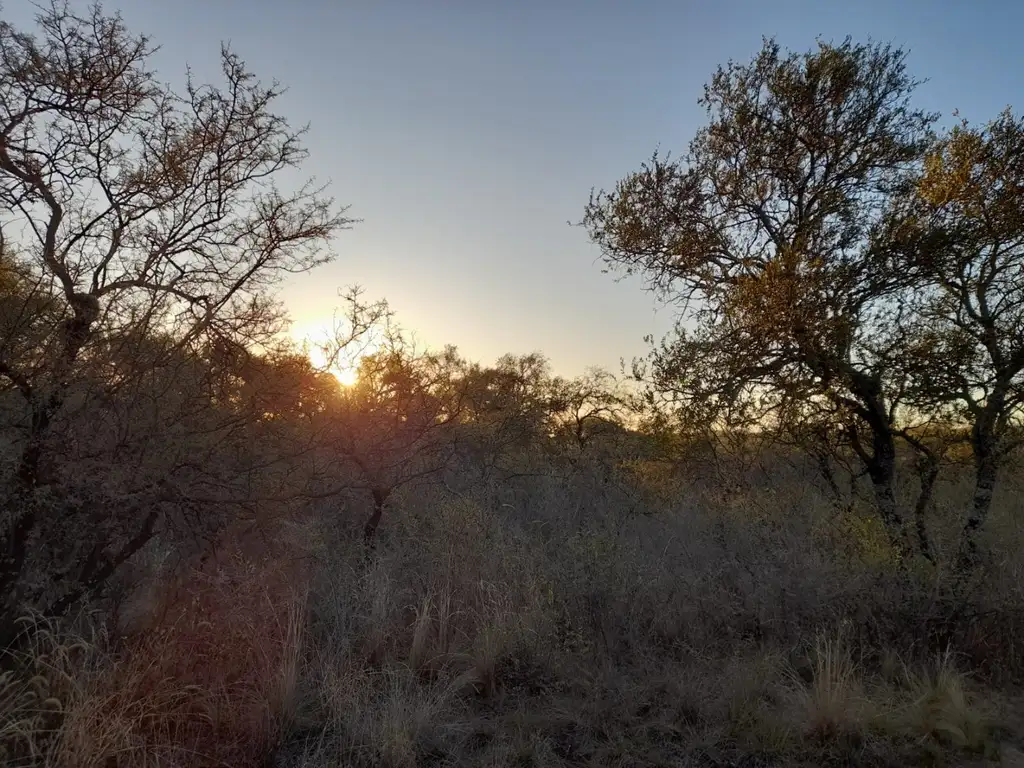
[814,449,844,505]
[45,507,161,619]
[958,432,999,573]
[912,455,938,566]
[363,486,391,546]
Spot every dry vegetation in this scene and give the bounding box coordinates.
[4,456,1024,767]
[2,4,1024,766]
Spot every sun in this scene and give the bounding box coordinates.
[334,365,359,387]
[303,343,360,387]
[290,321,365,387]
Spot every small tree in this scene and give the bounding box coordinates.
[325,338,464,544]
[583,38,937,554]
[547,367,630,455]
[0,2,351,631]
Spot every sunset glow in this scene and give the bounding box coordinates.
[333,365,359,387]
[290,322,364,388]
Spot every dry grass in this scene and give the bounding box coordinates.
[788,624,868,743]
[2,546,307,767]
[899,650,992,755]
[0,613,89,766]
[6,462,1024,767]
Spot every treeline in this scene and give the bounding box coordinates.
[1,256,640,642]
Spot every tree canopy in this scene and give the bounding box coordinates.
[585,38,938,554]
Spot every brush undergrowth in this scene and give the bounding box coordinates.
[3,469,1023,767]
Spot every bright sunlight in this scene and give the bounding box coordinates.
[290,322,365,387]
[333,363,360,387]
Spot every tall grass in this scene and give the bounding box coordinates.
[2,546,307,767]
[4,459,1023,766]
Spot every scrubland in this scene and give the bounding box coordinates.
[3,8,1024,766]
[4,453,1023,767]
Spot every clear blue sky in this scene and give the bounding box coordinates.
[9,0,1024,375]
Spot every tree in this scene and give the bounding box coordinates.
[547,367,630,454]
[583,38,936,555]
[0,2,351,634]
[456,352,557,479]
[891,109,1024,568]
[324,339,465,544]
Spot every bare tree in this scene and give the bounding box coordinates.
[0,2,352,634]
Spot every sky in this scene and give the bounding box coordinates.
[7,0,1024,376]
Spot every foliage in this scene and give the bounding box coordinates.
[582,37,1024,565]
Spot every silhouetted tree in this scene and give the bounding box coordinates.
[325,339,465,544]
[583,38,937,554]
[456,353,559,479]
[547,368,631,462]
[0,2,351,637]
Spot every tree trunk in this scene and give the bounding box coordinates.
[46,506,161,619]
[814,450,844,506]
[956,384,1009,575]
[869,469,904,550]
[865,418,909,558]
[363,486,391,547]
[0,400,55,635]
[846,372,908,559]
[0,297,98,642]
[912,453,938,566]
[958,430,1000,573]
